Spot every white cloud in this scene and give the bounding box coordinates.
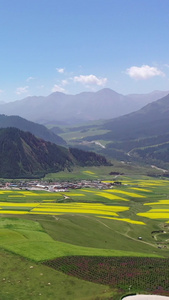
[126,65,165,80]
[56,68,65,74]
[26,76,35,82]
[16,86,29,95]
[51,84,65,93]
[0,89,4,94]
[74,74,107,86]
[62,79,69,86]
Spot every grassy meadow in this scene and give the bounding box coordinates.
[1,168,169,299]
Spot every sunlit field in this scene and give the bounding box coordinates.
[1,175,169,299]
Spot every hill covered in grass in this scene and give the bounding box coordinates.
[0,128,111,178]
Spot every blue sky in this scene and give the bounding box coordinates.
[0,0,169,101]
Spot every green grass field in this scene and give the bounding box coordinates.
[44,163,165,181]
[60,128,110,142]
[1,170,169,299]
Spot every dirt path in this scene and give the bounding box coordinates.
[83,215,157,248]
[151,165,167,173]
[52,215,60,221]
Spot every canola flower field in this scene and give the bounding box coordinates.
[0,176,169,224]
[1,176,169,261]
[1,175,169,299]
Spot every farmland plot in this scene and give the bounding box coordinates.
[0,176,169,298]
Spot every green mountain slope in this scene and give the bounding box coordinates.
[88,93,169,141]
[0,114,66,146]
[0,128,110,178]
[129,142,169,169]
[63,94,169,168]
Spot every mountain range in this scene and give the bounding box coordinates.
[0,89,168,125]
[91,93,169,141]
[0,127,110,178]
[1,88,169,171]
[64,93,169,169]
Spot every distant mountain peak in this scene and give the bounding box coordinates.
[0,88,169,126]
[96,88,121,95]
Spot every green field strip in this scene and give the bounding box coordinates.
[0,240,162,262]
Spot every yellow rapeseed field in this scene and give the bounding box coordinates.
[30,212,63,215]
[8,195,26,197]
[0,192,17,195]
[144,200,169,206]
[0,210,28,214]
[0,201,129,217]
[101,181,114,183]
[148,209,169,212]
[104,189,145,198]
[137,180,168,187]
[81,189,97,193]
[83,171,95,174]
[80,189,128,201]
[0,202,40,207]
[31,208,119,216]
[129,187,151,192]
[95,191,128,201]
[20,192,39,196]
[137,212,169,219]
[98,216,146,225]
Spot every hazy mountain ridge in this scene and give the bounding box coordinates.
[0,114,66,146]
[78,93,169,142]
[99,93,169,140]
[0,128,110,178]
[0,89,168,125]
[65,94,169,168]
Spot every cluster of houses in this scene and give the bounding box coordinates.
[1,179,122,192]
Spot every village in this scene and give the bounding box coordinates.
[0,179,122,192]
